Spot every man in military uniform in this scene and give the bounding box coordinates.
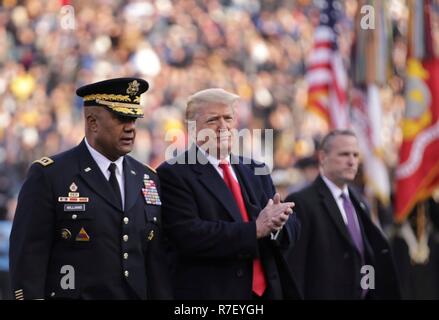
[9,78,173,300]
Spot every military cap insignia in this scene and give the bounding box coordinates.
[15,289,24,300]
[127,80,140,96]
[33,156,54,167]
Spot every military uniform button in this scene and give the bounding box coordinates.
[123,253,128,260]
[123,217,129,224]
[72,214,77,220]
[124,270,129,277]
[153,217,157,222]
[123,235,129,242]
[51,292,55,297]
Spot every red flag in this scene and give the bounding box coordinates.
[395,0,439,222]
[395,58,439,222]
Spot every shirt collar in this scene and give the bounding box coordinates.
[85,137,124,176]
[321,174,349,200]
[197,146,231,168]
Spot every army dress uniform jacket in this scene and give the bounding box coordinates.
[9,140,172,300]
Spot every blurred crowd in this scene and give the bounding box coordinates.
[0,0,413,221]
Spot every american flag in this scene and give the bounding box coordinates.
[306,0,349,129]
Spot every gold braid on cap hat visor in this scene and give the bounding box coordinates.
[110,105,143,116]
[83,94,143,115]
[84,94,141,104]
[95,99,143,115]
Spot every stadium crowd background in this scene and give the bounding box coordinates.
[0,0,435,299]
[0,0,411,217]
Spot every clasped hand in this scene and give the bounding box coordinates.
[256,193,294,239]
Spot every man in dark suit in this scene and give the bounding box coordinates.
[157,88,300,300]
[9,78,172,300]
[285,129,400,299]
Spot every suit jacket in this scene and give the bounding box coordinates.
[157,148,301,300]
[284,176,400,300]
[9,140,172,300]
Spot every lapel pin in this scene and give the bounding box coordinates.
[131,170,136,175]
[84,167,91,172]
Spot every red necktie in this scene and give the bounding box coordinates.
[219,161,267,296]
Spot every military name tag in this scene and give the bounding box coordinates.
[64,204,85,211]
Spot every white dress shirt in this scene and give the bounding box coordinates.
[321,175,360,229]
[199,147,280,239]
[200,148,238,181]
[85,138,125,209]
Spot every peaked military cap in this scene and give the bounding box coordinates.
[76,77,149,118]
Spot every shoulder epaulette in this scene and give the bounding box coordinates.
[144,163,157,174]
[33,156,54,167]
